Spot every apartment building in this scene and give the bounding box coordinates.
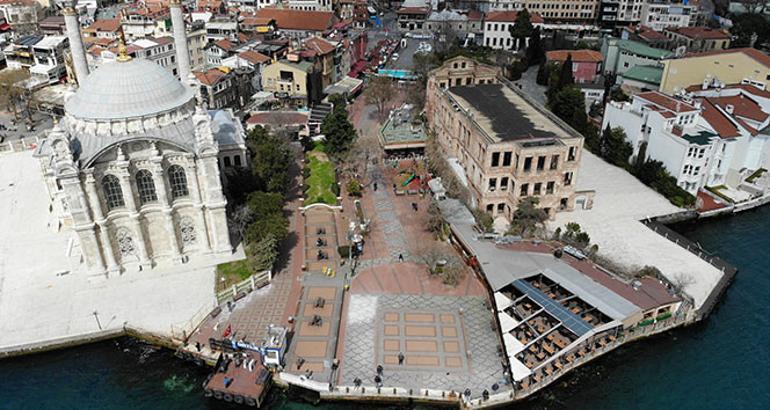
[664,26,731,53]
[426,56,585,220]
[602,87,770,194]
[601,37,672,76]
[3,34,68,84]
[546,50,603,84]
[640,1,695,31]
[599,0,644,27]
[659,48,770,94]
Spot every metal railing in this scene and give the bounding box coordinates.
[0,136,43,155]
[215,269,272,305]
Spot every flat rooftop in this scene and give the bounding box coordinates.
[379,106,426,149]
[447,83,573,143]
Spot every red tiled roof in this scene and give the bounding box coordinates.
[467,10,483,20]
[304,36,335,55]
[666,26,730,40]
[239,50,270,65]
[193,67,229,86]
[254,8,336,32]
[637,91,698,113]
[84,18,121,33]
[699,98,741,138]
[241,16,274,26]
[546,49,603,63]
[485,10,544,24]
[686,82,770,99]
[683,47,770,69]
[631,25,668,41]
[214,38,236,51]
[709,95,769,122]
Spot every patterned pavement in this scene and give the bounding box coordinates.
[339,294,511,398]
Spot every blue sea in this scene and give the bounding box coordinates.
[1,208,769,409]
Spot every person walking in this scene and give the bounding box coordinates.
[398,253,404,262]
[398,352,405,365]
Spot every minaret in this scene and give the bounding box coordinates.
[170,0,191,81]
[63,1,89,84]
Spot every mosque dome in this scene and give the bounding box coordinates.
[64,59,195,121]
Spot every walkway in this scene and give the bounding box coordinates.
[549,151,724,309]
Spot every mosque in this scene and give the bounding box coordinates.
[35,0,244,276]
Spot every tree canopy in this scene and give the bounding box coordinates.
[525,26,545,66]
[246,126,292,194]
[321,97,357,154]
[508,197,548,237]
[600,125,633,167]
[509,8,533,49]
[364,76,395,118]
[549,85,587,133]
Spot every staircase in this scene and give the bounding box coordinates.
[308,102,333,137]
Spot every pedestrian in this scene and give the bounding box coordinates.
[373,182,378,191]
[398,253,404,262]
[398,352,405,365]
[376,364,383,375]
[374,374,382,387]
[195,341,202,352]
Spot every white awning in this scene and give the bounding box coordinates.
[494,292,513,310]
[498,312,518,333]
[503,332,524,355]
[508,358,532,382]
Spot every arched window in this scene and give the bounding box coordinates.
[101,174,125,210]
[135,170,157,205]
[168,165,189,200]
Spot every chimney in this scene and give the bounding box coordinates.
[170,0,192,81]
[63,1,89,84]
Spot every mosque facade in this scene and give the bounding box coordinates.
[36,0,243,276]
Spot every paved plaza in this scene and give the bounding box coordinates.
[549,151,724,309]
[340,294,510,397]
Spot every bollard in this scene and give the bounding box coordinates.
[346,387,349,393]
[393,388,397,394]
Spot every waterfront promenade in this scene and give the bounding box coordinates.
[550,151,725,312]
[0,151,235,355]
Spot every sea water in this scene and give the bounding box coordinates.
[1,207,769,409]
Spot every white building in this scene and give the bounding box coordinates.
[3,34,68,84]
[640,1,695,31]
[285,0,332,11]
[602,87,770,194]
[130,36,178,77]
[483,10,543,50]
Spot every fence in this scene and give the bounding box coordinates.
[170,301,217,342]
[0,136,43,155]
[215,269,272,305]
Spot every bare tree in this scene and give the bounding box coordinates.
[0,69,30,123]
[365,76,395,119]
[672,273,696,294]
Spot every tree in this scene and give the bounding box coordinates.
[525,26,545,66]
[730,12,770,47]
[536,62,549,85]
[426,201,446,237]
[549,86,587,133]
[601,125,633,167]
[557,53,574,90]
[507,197,548,237]
[561,222,590,248]
[472,208,495,233]
[365,76,395,118]
[321,99,357,154]
[248,233,279,271]
[508,8,533,51]
[346,179,362,197]
[609,87,629,102]
[244,191,288,244]
[246,126,292,194]
[0,69,31,123]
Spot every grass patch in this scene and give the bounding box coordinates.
[305,150,337,205]
[216,259,252,292]
[746,168,767,184]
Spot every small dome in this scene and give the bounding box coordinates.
[65,59,194,121]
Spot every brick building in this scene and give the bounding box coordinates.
[426,56,587,221]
